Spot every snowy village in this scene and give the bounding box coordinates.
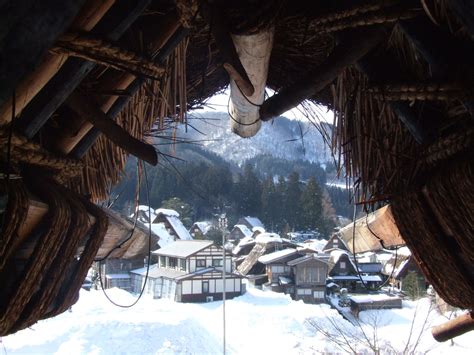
[1,0,474,354]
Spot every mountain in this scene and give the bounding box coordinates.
[169,111,332,165]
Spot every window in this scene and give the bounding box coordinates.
[168,257,177,268]
[297,288,311,295]
[202,281,209,293]
[197,259,206,268]
[180,259,187,271]
[332,239,338,247]
[313,291,324,299]
[212,259,222,267]
[272,265,290,273]
[159,256,166,268]
[340,261,346,269]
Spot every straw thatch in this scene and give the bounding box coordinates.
[1,0,474,336]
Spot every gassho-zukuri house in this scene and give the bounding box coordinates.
[1,0,473,341]
[130,240,243,302]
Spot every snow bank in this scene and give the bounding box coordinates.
[2,289,473,354]
[155,208,180,217]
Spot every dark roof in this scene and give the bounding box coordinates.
[358,262,383,274]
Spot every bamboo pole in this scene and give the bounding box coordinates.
[0,0,116,124]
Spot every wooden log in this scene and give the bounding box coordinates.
[51,32,165,80]
[432,311,474,342]
[14,0,152,139]
[200,2,254,97]
[70,26,189,159]
[65,91,158,165]
[259,27,386,121]
[0,0,115,124]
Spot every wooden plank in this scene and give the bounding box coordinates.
[70,26,189,158]
[259,27,386,121]
[66,91,158,165]
[0,0,115,124]
[14,0,152,139]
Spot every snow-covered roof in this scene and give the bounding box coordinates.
[301,239,327,252]
[287,253,329,266]
[152,240,214,258]
[233,224,253,238]
[278,276,293,285]
[326,282,339,288]
[358,263,383,274]
[232,236,255,255]
[130,264,186,279]
[167,215,193,240]
[149,223,174,248]
[131,205,157,223]
[330,275,360,280]
[192,221,212,234]
[242,216,264,229]
[258,249,298,264]
[350,294,401,303]
[361,274,382,282]
[105,274,130,279]
[155,208,180,217]
[329,249,358,273]
[252,226,265,234]
[255,232,281,244]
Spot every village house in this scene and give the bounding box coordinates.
[327,249,360,292]
[382,247,427,294]
[189,221,212,239]
[236,216,265,232]
[131,205,157,224]
[130,240,243,302]
[322,234,350,253]
[96,210,159,290]
[287,253,329,304]
[258,248,303,294]
[228,224,253,242]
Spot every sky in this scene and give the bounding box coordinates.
[191,86,335,123]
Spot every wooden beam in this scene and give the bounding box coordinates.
[70,26,189,159]
[51,32,165,80]
[432,311,474,342]
[0,0,115,124]
[14,0,152,139]
[65,92,158,165]
[200,2,254,97]
[259,27,386,121]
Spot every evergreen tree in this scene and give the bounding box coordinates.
[275,175,287,232]
[238,164,262,216]
[285,172,302,230]
[300,176,324,231]
[161,197,194,228]
[261,177,278,231]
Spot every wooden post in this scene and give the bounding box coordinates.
[65,92,158,165]
[259,27,386,121]
[0,0,115,124]
[14,0,152,139]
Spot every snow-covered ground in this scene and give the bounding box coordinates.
[2,288,473,354]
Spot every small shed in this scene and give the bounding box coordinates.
[350,294,402,317]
